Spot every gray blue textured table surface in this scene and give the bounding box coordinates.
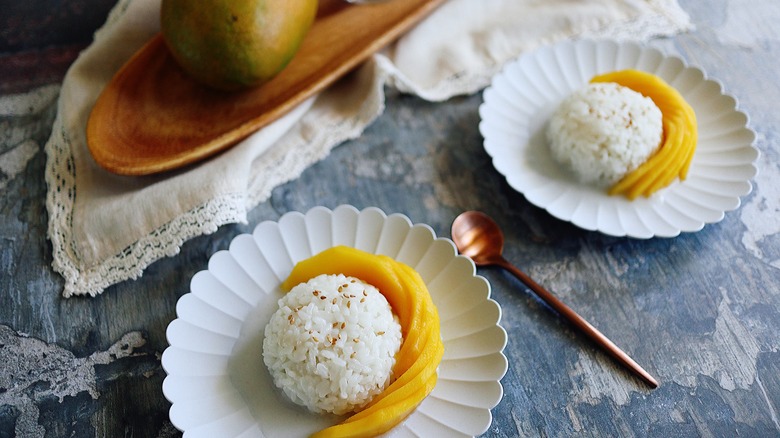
[2,0,779,436]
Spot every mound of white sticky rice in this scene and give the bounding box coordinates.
[546,82,663,187]
[263,273,402,416]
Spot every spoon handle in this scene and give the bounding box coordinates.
[497,257,659,389]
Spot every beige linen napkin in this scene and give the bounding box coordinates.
[45,0,691,296]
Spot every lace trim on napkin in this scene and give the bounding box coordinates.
[45,114,248,296]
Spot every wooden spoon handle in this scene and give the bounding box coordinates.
[498,257,659,389]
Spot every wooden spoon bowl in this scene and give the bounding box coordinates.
[86,0,445,175]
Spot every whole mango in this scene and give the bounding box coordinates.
[160,0,318,91]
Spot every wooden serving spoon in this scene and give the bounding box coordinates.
[86,0,445,175]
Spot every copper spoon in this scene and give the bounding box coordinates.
[451,210,658,389]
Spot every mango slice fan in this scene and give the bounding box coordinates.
[591,69,698,200]
[282,246,444,438]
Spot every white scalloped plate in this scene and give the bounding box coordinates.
[162,205,508,437]
[479,39,759,238]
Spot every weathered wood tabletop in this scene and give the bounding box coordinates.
[2,0,779,436]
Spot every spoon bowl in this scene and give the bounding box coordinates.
[451,210,505,265]
[451,210,658,389]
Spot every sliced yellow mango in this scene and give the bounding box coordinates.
[591,69,698,199]
[281,246,444,438]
